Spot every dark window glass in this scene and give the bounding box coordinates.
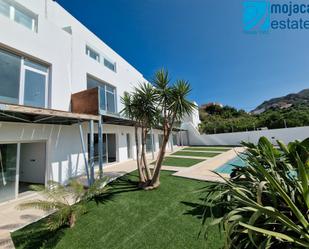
[0,49,21,104]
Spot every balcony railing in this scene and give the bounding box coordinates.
[71,87,117,116]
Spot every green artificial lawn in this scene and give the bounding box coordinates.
[12,171,224,249]
[183,147,231,152]
[151,157,205,167]
[172,151,221,158]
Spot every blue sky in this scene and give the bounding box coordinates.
[57,0,309,111]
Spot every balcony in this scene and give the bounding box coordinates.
[71,87,117,116]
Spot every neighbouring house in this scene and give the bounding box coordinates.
[0,0,195,203]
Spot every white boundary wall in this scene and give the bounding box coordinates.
[183,123,309,145]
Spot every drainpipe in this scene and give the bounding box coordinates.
[78,122,90,186]
[170,134,174,152]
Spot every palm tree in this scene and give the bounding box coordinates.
[18,178,109,230]
[150,70,195,188]
[120,91,146,184]
[133,83,159,183]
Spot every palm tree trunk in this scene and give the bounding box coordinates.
[135,126,145,183]
[141,127,152,181]
[151,126,170,188]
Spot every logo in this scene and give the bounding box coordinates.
[243,1,270,32]
[243,1,309,33]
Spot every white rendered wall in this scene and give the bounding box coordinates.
[184,123,309,145]
[0,0,147,112]
[182,102,200,129]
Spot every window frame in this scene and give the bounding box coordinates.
[86,45,100,62]
[0,48,49,108]
[21,59,49,108]
[0,0,38,32]
[85,44,117,72]
[87,75,117,114]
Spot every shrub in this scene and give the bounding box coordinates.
[203,137,309,248]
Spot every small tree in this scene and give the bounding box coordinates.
[18,178,109,230]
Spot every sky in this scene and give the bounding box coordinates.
[57,0,309,111]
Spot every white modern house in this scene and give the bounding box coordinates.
[0,0,192,203]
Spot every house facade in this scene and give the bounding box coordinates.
[0,0,190,203]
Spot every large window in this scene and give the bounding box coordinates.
[0,48,49,108]
[85,45,117,72]
[0,0,38,32]
[87,76,117,114]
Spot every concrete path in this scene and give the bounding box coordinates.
[165,154,211,160]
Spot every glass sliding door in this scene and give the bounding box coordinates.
[0,144,18,202]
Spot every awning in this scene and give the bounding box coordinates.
[0,102,100,125]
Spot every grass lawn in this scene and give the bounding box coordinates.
[172,151,221,158]
[12,171,224,249]
[151,157,205,167]
[183,147,230,152]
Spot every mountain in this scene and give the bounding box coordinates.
[251,88,309,114]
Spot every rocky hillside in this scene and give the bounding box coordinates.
[251,88,309,114]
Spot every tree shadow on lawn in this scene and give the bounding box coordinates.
[91,174,141,205]
[181,196,229,221]
[12,223,65,249]
[12,173,141,249]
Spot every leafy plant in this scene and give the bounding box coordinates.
[18,178,109,230]
[203,137,309,248]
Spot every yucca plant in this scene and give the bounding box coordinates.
[18,178,109,230]
[203,137,309,248]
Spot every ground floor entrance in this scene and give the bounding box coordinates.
[0,142,46,203]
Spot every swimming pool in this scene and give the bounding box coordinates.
[214,156,246,174]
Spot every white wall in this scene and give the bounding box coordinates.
[184,122,309,145]
[182,102,200,129]
[0,0,147,112]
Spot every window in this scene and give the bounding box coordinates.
[23,60,48,108]
[88,133,116,164]
[0,0,38,32]
[0,49,21,104]
[86,46,100,62]
[87,76,117,114]
[104,58,116,72]
[172,134,177,146]
[85,45,117,72]
[0,0,9,18]
[146,134,154,153]
[0,48,49,108]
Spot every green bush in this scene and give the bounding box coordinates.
[203,137,309,248]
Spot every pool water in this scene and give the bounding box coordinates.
[215,156,246,174]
